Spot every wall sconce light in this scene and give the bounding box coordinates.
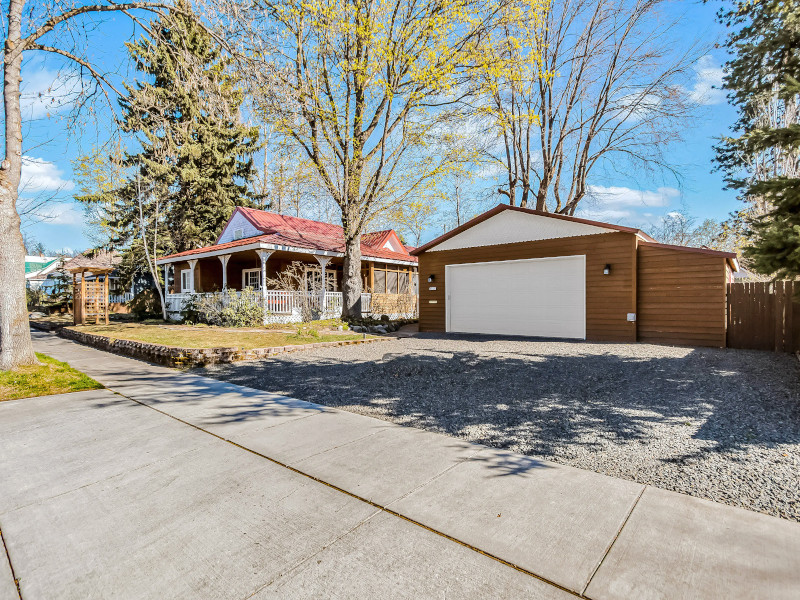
[603,264,611,275]
[427,274,435,283]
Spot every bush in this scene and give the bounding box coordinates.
[26,287,46,311]
[292,324,321,341]
[129,289,163,319]
[182,289,263,327]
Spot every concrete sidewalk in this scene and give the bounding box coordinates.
[1,330,797,599]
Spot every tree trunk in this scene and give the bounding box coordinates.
[340,232,362,319]
[0,0,38,370]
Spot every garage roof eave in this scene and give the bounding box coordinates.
[411,204,654,255]
[639,240,740,271]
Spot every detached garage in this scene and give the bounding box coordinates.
[410,204,739,347]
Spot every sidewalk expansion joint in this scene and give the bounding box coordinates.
[581,483,647,596]
[110,388,585,598]
[1,525,23,599]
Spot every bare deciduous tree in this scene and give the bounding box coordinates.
[1,0,174,369]
[480,0,701,213]
[135,173,168,320]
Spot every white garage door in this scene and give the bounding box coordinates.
[446,255,586,339]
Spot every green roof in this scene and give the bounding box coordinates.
[25,258,58,274]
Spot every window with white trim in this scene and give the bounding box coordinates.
[180,269,192,292]
[242,268,261,289]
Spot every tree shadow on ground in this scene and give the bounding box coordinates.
[198,333,800,462]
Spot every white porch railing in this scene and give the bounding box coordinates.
[109,292,134,304]
[164,290,416,323]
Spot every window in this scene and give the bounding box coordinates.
[180,269,192,292]
[233,228,244,240]
[305,266,338,292]
[242,268,261,289]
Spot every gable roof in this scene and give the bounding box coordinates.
[67,251,121,273]
[411,204,655,255]
[161,207,416,264]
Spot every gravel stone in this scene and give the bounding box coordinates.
[200,334,800,522]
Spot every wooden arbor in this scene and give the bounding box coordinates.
[69,266,113,326]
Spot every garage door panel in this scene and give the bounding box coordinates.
[446,256,586,339]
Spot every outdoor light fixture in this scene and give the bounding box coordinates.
[603,264,611,275]
[428,274,435,282]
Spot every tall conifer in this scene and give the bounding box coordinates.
[716,0,800,280]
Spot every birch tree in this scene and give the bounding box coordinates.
[203,0,546,317]
[1,0,174,370]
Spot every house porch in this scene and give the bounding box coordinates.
[160,247,418,323]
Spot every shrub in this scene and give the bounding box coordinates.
[26,287,46,311]
[292,324,321,340]
[129,289,163,319]
[182,289,263,327]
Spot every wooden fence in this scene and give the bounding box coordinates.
[727,281,800,352]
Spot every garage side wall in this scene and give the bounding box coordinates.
[636,244,727,347]
[418,232,637,342]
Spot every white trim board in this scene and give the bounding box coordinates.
[156,242,417,266]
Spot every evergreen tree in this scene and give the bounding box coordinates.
[716,0,800,280]
[90,0,260,259]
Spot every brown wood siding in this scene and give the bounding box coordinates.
[417,232,637,342]
[636,244,727,347]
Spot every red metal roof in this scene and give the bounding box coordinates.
[361,230,394,248]
[161,207,417,263]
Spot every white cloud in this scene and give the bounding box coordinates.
[33,204,84,226]
[20,156,74,194]
[577,185,680,224]
[688,55,725,106]
[20,64,86,119]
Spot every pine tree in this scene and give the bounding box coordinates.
[112,0,259,255]
[716,0,800,280]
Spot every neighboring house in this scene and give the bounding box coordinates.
[25,255,62,290]
[155,207,419,322]
[411,204,739,348]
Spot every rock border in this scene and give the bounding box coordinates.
[59,327,388,367]
[30,319,71,332]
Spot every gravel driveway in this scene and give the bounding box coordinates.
[201,334,800,522]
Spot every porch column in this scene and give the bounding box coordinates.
[187,259,198,293]
[218,254,231,289]
[255,249,274,325]
[314,255,332,315]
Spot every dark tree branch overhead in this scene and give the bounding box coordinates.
[28,42,123,99]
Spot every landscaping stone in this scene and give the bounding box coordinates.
[58,327,387,367]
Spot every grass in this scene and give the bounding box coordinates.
[0,353,103,402]
[70,322,369,350]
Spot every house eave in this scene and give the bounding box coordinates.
[156,241,417,267]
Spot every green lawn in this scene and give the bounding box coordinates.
[71,322,368,350]
[0,353,103,402]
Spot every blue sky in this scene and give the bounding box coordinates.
[17,1,739,253]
